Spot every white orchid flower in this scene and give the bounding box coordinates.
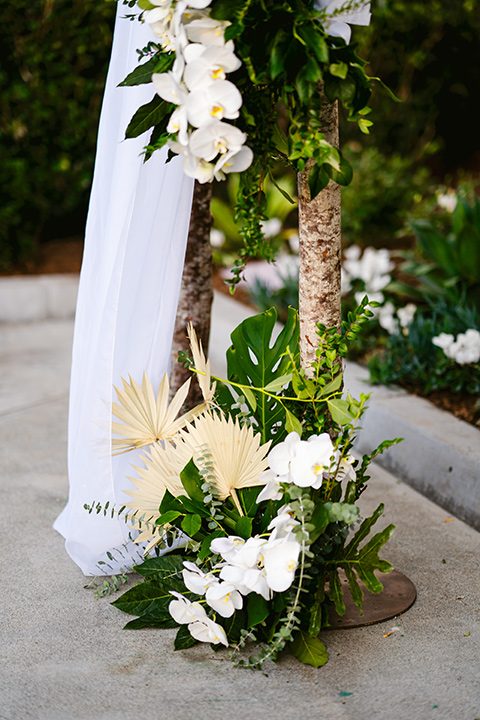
[168,591,209,625]
[210,535,245,562]
[182,153,215,183]
[152,71,187,106]
[205,582,243,617]
[185,80,242,127]
[315,0,371,44]
[265,431,335,490]
[263,538,301,592]
[166,105,189,145]
[184,42,242,91]
[188,617,229,646]
[190,120,247,161]
[267,431,301,477]
[267,506,299,541]
[220,564,271,601]
[256,469,283,503]
[185,16,231,46]
[182,561,219,595]
[213,146,254,180]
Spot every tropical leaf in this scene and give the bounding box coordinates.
[226,307,299,445]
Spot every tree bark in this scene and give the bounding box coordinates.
[170,180,213,406]
[298,98,341,376]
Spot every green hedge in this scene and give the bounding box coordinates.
[0,0,116,268]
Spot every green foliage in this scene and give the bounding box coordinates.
[404,192,480,314]
[367,299,480,397]
[0,0,116,268]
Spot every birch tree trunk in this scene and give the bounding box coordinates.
[170,181,213,405]
[298,97,341,376]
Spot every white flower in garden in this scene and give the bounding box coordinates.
[262,539,301,592]
[185,80,243,127]
[397,303,417,329]
[189,120,247,161]
[205,582,243,617]
[184,42,242,91]
[210,228,225,247]
[261,218,283,239]
[449,329,480,365]
[378,301,398,335]
[436,191,457,213]
[213,146,254,180]
[182,561,219,595]
[288,233,300,254]
[432,333,455,353]
[315,0,371,44]
[344,246,393,295]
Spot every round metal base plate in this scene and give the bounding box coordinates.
[326,570,417,629]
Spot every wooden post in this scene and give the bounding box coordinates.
[169,181,213,405]
[298,97,341,376]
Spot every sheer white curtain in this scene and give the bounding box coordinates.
[54,6,195,575]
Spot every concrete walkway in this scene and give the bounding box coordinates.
[1,297,479,720]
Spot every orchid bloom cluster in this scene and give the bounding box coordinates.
[258,431,356,503]
[169,507,302,646]
[433,329,480,365]
[342,245,395,305]
[143,0,253,183]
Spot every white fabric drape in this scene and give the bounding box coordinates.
[54,7,195,575]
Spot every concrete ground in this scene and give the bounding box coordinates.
[1,297,479,720]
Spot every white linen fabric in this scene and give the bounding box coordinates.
[54,7,195,575]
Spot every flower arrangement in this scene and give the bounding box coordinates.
[93,305,400,669]
[120,0,387,284]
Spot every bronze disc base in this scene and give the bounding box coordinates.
[326,570,417,629]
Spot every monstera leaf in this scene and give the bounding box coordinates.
[226,308,299,445]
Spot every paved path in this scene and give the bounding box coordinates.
[1,304,479,720]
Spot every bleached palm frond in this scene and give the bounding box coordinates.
[187,322,216,404]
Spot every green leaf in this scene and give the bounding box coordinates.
[159,488,184,515]
[328,567,346,615]
[112,578,184,617]
[343,566,363,613]
[124,613,177,629]
[264,373,293,393]
[125,96,171,139]
[180,458,205,504]
[226,307,299,445]
[308,162,330,200]
[285,407,303,436]
[410,219,457,273]
[296,23,329,64]
[247,594,270,628]
[155,510,182,526]
[310,502,329,543]
[327,398,353,426]
[235,515,253,540]
[290,630,329,668]
[456,225,480,282]
[243,386,257,413]
[134,555,185,582]
[119,55,173,87]
[181,513,202,536]
[317,372,343,398]
[174,624,197,650]
[329,61,348,79]
[198,529,225,561]
[326,155,353,186]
